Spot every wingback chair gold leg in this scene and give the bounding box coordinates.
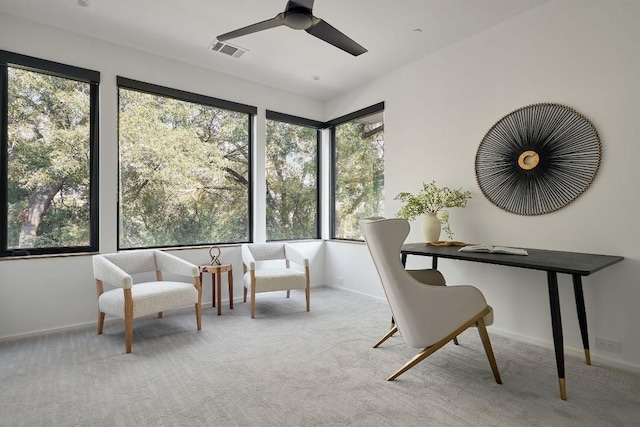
[373,325,398,348]
[476,316,501,384]
[386,307,501,383]
[374,323,450,349]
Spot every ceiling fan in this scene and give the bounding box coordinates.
[217,0,367,56]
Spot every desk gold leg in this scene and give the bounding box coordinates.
[559,378,567,400]
[584,349,591,366]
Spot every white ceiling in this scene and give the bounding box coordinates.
[0,0,551,101]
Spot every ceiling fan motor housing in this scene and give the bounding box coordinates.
[284,10,313,29]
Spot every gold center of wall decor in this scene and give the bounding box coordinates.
[475,103,601,216]
[517,150,540,170]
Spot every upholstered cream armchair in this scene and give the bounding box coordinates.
[241,243,310,318]
[359,218,501,383]
[92,250,202,353]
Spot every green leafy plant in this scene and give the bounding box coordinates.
[395,181,471,239]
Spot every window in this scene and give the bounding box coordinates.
[117,77,255,249]
[265,111,321,240]
[330,103,384,240]
[0,51,99,257]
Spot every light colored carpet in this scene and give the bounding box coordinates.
[1,287,639,427]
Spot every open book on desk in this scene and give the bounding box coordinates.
[459,244,528,256]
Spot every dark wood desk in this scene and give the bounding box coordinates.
[401,243,623,400]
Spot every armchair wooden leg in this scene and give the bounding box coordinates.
[157,312,163,318]
[286,290,290,298]
[97,312,105,335]
[373,325,398,348]
[243,286,247,303]
[251,287,256,319]
[195,303,202,330]
[95,279,105,335]
[305,285,310,312]
[124,288,133,354]
[250,272,256,318]
[125,322,133,354]
[476,317,502,384]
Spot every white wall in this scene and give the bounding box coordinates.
[0,15,325,339]
[326,0,640,371]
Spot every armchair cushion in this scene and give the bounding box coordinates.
[99,281,198,318]
[243,268,306,293]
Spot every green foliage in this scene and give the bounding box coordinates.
[6,67,91,249]
[395,181,471,239]
[266,120,317,240]
[334,118,384,240]
[118,89,250,248]
[5,66,385,249]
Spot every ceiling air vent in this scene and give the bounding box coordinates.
[209,41,248,59]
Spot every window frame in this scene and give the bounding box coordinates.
[116,77,257,250]
[0,50,100,257]
[265,110,323,241]
[328,102,385,241]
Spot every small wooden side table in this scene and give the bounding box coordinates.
[199,264,233,316]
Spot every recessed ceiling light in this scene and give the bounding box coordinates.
[413,28,422,33]
[77,0,90,7]
[312,76,320,81]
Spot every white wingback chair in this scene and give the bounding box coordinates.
[373,267,462,348]
[359,218,501,383]
[241,243,310,318]
[92,250,202,353]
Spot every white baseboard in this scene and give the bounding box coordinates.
[489,327,640,374]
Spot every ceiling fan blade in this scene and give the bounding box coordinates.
[286,0,314,12]
[218,13,285,42]
[306,18,367,56]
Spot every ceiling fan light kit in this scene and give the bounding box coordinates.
[217,0,367,56]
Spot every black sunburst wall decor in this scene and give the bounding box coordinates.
[475,103,601,215]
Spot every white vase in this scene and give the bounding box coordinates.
[422,212,441,243]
